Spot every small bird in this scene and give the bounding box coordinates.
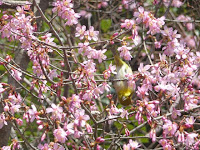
[113,54,134,106]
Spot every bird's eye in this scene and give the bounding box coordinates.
[124,68,127,74]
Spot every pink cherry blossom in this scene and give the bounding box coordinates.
[52,0,80,26]
[171,108,181,119]
[134,6,148,23]
[38,143,49,150]
[75,25,86,40]
[123,144,130,150]
[121,19,135,29]
[0,113,7,129]
[185,116,195,128]
[48,69,58,80]
[185,132,198,147]
[53,128,67,143]
[129,139,140,149]
[27,105,39,122]
[11,68,22,81]
[74,109,90,127]
[0,83,5,93]
[93,49,107,63]
[1,146,11,150]
[46,103,63,121]
[10,104,21,114]
[85,26,99,41]
[117,45,132,60]
[53,143,65,150]
[163,119,177,137]
[149,128,156,142]
[175,130,185,143]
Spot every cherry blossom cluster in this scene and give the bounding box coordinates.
[0,0,200,150]
[52,0,80,25]
[119,6,200,149]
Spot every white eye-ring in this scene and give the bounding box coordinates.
[122,96,127,101]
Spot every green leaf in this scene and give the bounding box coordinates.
[100,19,112,33]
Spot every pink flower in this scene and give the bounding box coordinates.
[103,63,116,79]
[38,143,49,150]
[81,60,96,78]
[85,26,99,41]
[162,38,180,56]
[10,104,21,114]
[176,130,185,143]
[138,63,150,76]
[155,41,161,49]
[177,15,193,31]
[70,94,82,110]
[129,139,140,149]
[82,90,94,101]
[135,111,144,124]
[79,10,92,19]
[185,132,198,147]
[46,103,63,120]
[161,26,180,40]
[126,74,136,91]
[163,0,183,7]
[52,0,79,26]
[171,108,181,119]
[41,132,46,141]
[16,118,23,126]
[0,113,7,129]
[123,144,130,150]
[121,19,135,29]
[125,128,130,136]
[120,108,129,119]
[98,1,108,8]
[53,143,65,150]
[134,6,148,23]
[8,93,22,104]
[94,49,107,63]
[136,84,149,99]
[0,83,5,93]
[96,137,105,143]
[185,36,196,48]
[159,139,172,150]
[41,33,55,47]
[159,139,167,147]
[194,140,200,149]
[75,25,86,40]
[174,44,189,59]
[86,123,93,133]
[53,128,67,143]
[11,68,22,81]
[1,146,11,150]
[110,104,120,115]
[48,69,58,80]
[148,18,164,35]
[74,109,90,127]
[65,122,74,136]
[185,116,195,128]
[154,81,168,92]
[163,119,177,137]
[28,104,38,122]
[78,42,92,55]
[117,45,132,60]
[149,128,156,142]
[99,82,111,92]
[93,87,103,98]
